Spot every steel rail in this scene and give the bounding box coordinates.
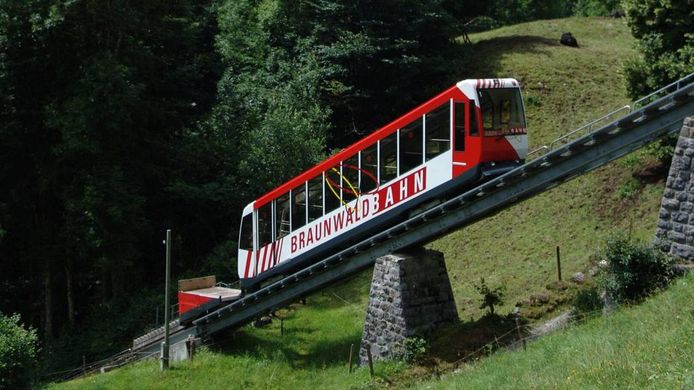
[121,73,694,362]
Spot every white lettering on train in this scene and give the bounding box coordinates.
[289,167,426,253]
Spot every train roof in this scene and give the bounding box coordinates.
[253,78,520,209]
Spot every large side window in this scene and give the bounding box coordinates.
[307,175,323,222]
[469,100,479,136]
[425,101,451,160]
[360,144,378,193]
[342,154,359,203]
[258,203,272,247]
[399,118,423,174]
[239,214,253,250]
[291,184,306,231]
[276,193,290,239]
[325,165,341,214]
[379,133,397,184]
[454,102,466,151]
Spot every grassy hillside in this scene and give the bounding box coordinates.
[417,274,694,389]
[432,16,662,320]
[50,17,678,389]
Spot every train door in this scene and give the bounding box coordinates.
[452,99,479,177]
[237,204,256,282]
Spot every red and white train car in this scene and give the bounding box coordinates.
[237,78,527,289]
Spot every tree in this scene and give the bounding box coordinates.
[308,0,458,147]
[623,0,694,99]
[0,312,39,390]
[474,278,505,315]
[0,0,221,350]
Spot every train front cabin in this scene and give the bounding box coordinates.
[238,78,528,290]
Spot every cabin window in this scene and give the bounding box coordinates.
[258,203,272,247]
[276,193,290,239]
[454,102,466,151]
[469,100,479,136]
[478,88,526,136]
[360,144,378,193]
[399,118,423,174]
[307,175,323,222]
[425,101,451,160]
[342,154,359,203]
[239,214,253,250]
[379,133,397,184]
[325,165,341,214]
[291,183,306,231]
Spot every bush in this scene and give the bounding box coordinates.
[0,313,39,390]
[601,235,674,303]
[474,278,505,315]
[572,287,603,319]
[402,337,427,364]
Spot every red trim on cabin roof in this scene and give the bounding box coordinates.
[254,84,469,209]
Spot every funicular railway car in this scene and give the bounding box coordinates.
[238,78,528,290]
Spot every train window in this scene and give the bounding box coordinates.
[399,118,423,174]
[380,133,397,184]
[325,165,341,214]
[478,88,526,136]
[360,144,378,193]
[454,102,465,151]
[276,193,290,239]
[258,203,272,247]
[342,155,359,203]
[307,175,323,222]
[239,214,253,250]
[501,99,511,125]
[291,183,306,231]
[469,100,479,136]
[425,101,451,160]
[479,90,494,131]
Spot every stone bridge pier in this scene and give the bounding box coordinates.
[655,117,694,261]
[359,248,458,364]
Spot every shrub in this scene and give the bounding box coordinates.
[601,235,674,303]
[474,278,505,315]
[617,177,641,199]
[402,337,427,364]
[0,313,39,390]
[572,287,603,319]
[644,133,677,168]
[573,0,622,16]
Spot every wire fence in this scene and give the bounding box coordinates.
[527,72,694,161]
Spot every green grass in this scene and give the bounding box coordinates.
[47,273,386,390]
[417,274,694,389]
[49,17,679,389]
[432,16,665,321]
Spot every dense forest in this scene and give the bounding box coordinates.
[0,0,691,381]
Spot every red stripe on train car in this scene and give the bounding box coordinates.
[260,245,268,273]
[253,85,465,209]
[244,250,252,279]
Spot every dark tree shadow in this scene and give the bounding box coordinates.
[447,35,559,81]
[424,313,529,364]
[208,323,363,369]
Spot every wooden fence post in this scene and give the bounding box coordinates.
[366,344,374,377]
[348,344,354,374]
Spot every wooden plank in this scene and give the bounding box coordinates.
[178,275,216,292]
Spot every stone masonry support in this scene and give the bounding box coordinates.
[359,248,458,364]
[655,116,694,260]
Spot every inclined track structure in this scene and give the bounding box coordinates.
[100,74,694,368]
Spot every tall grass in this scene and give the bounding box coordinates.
[419,274,694,389]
